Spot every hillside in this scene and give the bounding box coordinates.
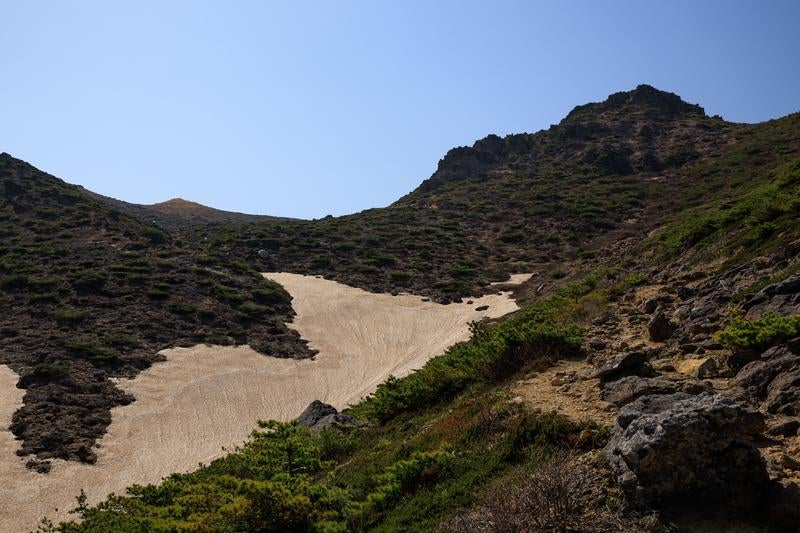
[0,154,312,468]
[184,86,750,302]
[6,85,800,531]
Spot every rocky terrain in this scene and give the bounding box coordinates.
[4,85,800,531]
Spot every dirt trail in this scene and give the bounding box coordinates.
[0,273,523,533]
[512,360,616,426]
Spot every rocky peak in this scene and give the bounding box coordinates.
[562,84,706,124]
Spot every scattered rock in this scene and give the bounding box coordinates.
[648,312,677,342]
[605,393,768,508]
[587,337,607,351]
[639,299,658,314]
[675,286,696,300]
[25,459,51,473]
[676,356,718,379]
[298,400,365,432]
[257,249,270,259]
[475,305,489,311]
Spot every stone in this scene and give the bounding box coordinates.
[732,347,800,415]
[648,312,677,342]
[601,376,678,407]
[675,286,696,300]
[475,305,489,311]
[766,419,800,437]
[297,400,365,432]
[639,298,658,314]
[676,356,718,379]
[257,249,270,259]
[605,393,768,507]
[593,351,650,382]
[587,337,607,351]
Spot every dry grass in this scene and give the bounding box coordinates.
[444,451,666,533]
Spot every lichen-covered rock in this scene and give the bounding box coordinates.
[605,393,768,508]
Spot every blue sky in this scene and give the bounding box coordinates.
[1,1,798,219]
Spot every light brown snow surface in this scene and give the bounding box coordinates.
[0,272,521,532]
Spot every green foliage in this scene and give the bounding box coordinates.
[72,270,108,292]
[62,339,120,365]
[31,363,67,379]
[716,311,800,351]
[238,301,270,318]
[652,157,800,259]
[55,309,90,326]
[350,278,592,424]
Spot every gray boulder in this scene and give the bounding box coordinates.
[605,393,768,507]
[297,400,365,432]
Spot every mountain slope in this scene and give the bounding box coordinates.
[0,154,312,465]
[187,86,745,302]
[44,86,800,532]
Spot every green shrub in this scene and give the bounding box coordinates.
[351,283,586,423]
[238,301,270,317]
[72,271,108,292]
[169,300,199,315]
[717,311,800,351]
[63,339,119,365]
[31,363,67,378]
[55,309,90,325]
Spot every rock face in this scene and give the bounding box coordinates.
[647,312,677,342]
[297,400,365,432]
[605,393,768,508]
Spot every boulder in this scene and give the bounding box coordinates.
[593,351,650,382]
[732,346,800,415]
[606,393,768,508]
[648,312,677,342]
[257,249,270,259]
[639,298,658,314]
[297,400,365,432]
[601,375,710,407]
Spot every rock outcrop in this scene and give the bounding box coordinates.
[298,400,365,432]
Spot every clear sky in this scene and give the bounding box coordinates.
[1,1,798,219]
